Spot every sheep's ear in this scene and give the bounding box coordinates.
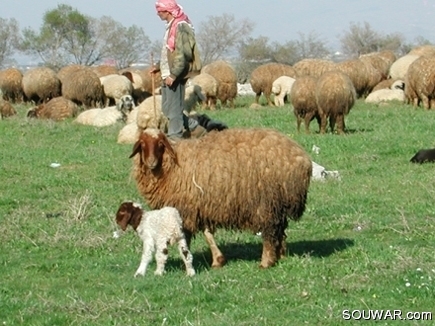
[160,135,178,165]
[129,140,142,158]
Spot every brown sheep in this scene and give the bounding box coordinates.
[129,128,312,269]
[22,67,61,105]
[57,64,87,86]
[0,100,17,119]
[136,66,162,100]
[0,68,24,103]
[359,52,391,79]
[62,69,106,109]
[27,97,79,121]
[405,56,435,109]
[250,63,297,106]
[201,60,238,108]
[315,71,356,135]
[290,76,320,134]
[293,58,336,78]
[335,59,371,98]
[91,65,119,78]
[408,45,435,57]
[120,69,148,104]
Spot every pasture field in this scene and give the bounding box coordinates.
[1,97,434,325]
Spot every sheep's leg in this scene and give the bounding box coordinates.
[154,240,169,276]
[304,112,315,134]
[177,238,196,276]
[203,228,226,268]
[336,114,345,135]
[319,113,328,134]
[255,93,261,104]
[260,234,278,268]
[277,230,287,259]
[134,241,154,277]
[296,115,302,133]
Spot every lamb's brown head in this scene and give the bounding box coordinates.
[115,201,143,231]
[129,129,178,169]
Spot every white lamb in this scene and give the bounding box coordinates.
[100,74,133,107]
[365,80,405,104]
[74,94,135,127]
[271,76,296,106]
[115,201,196,277]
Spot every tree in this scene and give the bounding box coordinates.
[93,16,151,68]
[294,31,331,61]
[0,17,20,67]
[20,4,95,68]
[196,13,254,65]
[339,21,381,57]
[20,4,151,69]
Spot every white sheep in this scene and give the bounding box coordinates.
[271,76,296,106]
[100,74,133,107]
[115,201,195,277]
[74,94,135,127]
[365,80,405,104]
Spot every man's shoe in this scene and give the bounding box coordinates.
[189,125,207,138]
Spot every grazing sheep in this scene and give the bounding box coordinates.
[188,72,219,110]
[335,59,373,98]
[405,56,435,109]
[290,76,320,134]
[115,201,195,277]
[0,100,17,119]
[315,71,356,134]
[136,66,162,100]
[27,97,79,121]
[62,68,106,109]
[91,65,119,78]
[201,60,238,108]
[74,94,134,126]
[408,45,435,57]
[129,128,312,268]
[410,148,435,164]
[22,67,61,105]
[293,58,335,78]
[100,74,133,107]
[57,64,86,85]
[271,76,296,106]
[388,54,420,80]
[121,70,148,104]
[250,63,297,106]
[359,52,391,79]
[0,68,24,103]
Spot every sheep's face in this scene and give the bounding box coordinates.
[117,95,135,118]
[271,85,280,94]
[115,201,143,231]
[129,130,178,170]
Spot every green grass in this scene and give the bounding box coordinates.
[1,98,434,325]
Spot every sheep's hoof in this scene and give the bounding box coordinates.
[259,260,276,269]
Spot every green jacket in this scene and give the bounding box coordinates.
[167,22,202,81]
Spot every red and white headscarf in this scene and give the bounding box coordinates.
[155,0,191,51]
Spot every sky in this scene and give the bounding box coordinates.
[3,0,435,64]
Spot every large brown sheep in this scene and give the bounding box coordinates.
[335,59,371,98]
[405,55,435,109]
[250,63,297,106]
[0,68,24,103]
[57,64,87,86]
[62,69,106,109]
[22,67,61,105]
[27,96,79,121]
[315,71,356,135]
[129,128,312,269]
[293,58,335,78]
[201,60,238,108]
[290,75,320,134]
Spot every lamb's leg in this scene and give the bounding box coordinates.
[134,240,154,277]
[204,228,226,268]
[177,238,196,276]
[154,240,169,276]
